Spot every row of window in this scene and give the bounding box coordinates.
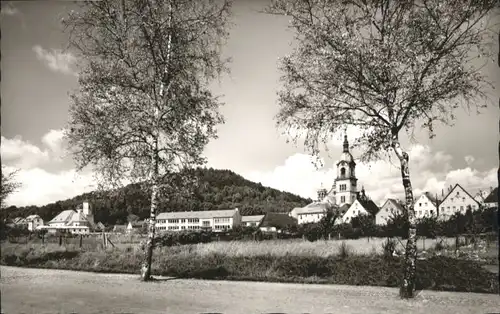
[156,225,202,231]
[156,218,201,224]
[157,218,232,224]
[214,225,231,230]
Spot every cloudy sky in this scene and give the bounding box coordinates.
[1,0,499,208]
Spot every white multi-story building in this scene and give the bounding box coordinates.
[414,192,439,219]
[156,208,241,232]
[438,184,481,220]
[375,198,405,225]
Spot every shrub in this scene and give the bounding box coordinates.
[435,240,446,251]
[339,241,351,259]
[382,238,396,258]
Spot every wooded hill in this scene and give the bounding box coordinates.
[2,168,312,225]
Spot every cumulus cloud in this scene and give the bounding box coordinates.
[1,129,67,169]
[242,144,497,206]
[1,136,49,168]
[41,129,67,161]
[2,165,96,207]
[33,45,77,76]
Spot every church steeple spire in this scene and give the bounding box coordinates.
[343,133,349,153]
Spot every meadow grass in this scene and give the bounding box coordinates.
[1,236,497,294]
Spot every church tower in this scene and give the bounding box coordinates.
[334,134,358,205]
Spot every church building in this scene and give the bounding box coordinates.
[290,134,376,224]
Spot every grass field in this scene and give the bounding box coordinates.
[183,237,458,257]
[1,235,498,294]
[16,233,461,254]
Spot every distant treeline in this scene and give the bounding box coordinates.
[1,168,312,225]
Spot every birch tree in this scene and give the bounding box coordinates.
[267,0,498,298]
[62,0,232,281]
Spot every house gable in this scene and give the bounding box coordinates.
[440,184,479,206]
[375,199,404,225]
[438,184,480,219]
[342,199,369,223]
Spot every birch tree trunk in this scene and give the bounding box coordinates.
[141,147,159,281]
[391,134,417,299]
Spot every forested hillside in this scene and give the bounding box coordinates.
[2,168,312,225]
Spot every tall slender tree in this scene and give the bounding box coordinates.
[267,0,498,298]
[63,0,232,281]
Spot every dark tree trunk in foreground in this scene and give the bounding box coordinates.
[391,134,417,298]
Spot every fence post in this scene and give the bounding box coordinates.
[80,234,83,248]
[59,235,62,246]
[423,237,425,251]
[42,233,45,245]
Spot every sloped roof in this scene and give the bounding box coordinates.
[424,192,439,206]
[484,187,498,203]
[335,204,350,216]
[49,210,76,224]
[12,217,26,224]
[157,209,238,220]
[358,198,379,216]
[294,202,329,215]
[241,215,265,223]
[259,212,297,229]
[128,221,146,228]
[67,211,90,224]
[25,214,41,221]
[381,199,405,212]
[440,184,480,206]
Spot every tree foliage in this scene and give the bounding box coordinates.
[62,0,233,281]
[1,167,21,209]
[268,0,497,160]
[267,0,498,298]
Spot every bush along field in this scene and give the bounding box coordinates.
[1,237,498,294]
[1,207,497,293]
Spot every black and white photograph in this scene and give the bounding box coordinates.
[1,0,499,313]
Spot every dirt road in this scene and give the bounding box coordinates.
[1,266,499,314]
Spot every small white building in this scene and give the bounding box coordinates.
[341,189,379,224]
[414,192,439,219]
[375,199,405,225]
[25,214,44,231]
[291,202,328,225]
[156,208,241,232]
[438,184,481,220]
[241,215,265,227]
